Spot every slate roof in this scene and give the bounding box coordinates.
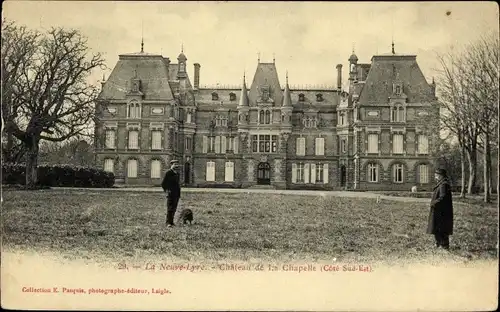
[248,63,283,106]
[358,55,435,104]
[99,53,174,101]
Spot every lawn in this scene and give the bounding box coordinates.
[1,189,498,265]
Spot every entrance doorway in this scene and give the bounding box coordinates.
[257,162,271,185]
[184,162,191,185]
[340,165,347,187]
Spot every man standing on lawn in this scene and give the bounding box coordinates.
[162,160,181,227]
[427,168,454,250]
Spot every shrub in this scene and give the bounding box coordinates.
[2,163,114,188]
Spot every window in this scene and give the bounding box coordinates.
[212,92,218,101]
[229,93,236,101]
[206,161,215,181]
[104,159,114,173]
[127,159,137,178]
[395,85,401,95]
[214,136,226,154]
[202,136,208,153]
[296,137,306,156]
[297,163,304,183]
[151,130,162,150]
[417,135,429,154]
[252,135,278,153]
[341,139,347,154]
[265,110,271,124]
[391,105,405,122]
[185,137,192,151]
[128,101,141,118]
[316,94,323,102]
[339,113,345,126]
[393,164,404,183]
[225,162,234,182]
[418,164,429,184]
[128,130,139,149]
[392,134,403,154]
[151,160,161,178]
[105,130,115,149]
[368,163,378,182]
[316,164,324,183]
[215,116,228,127]
[186,112,192,123]
[315,137,325,156]
[298,93,305,102]
[368,134,379,153]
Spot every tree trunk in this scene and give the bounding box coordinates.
[25,135,40,190]
[483,132,491,202]
[467,146,478,195]
[459,145,467,198]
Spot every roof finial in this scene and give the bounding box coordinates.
[141,20,144,53]
[258,52,260,63]
[181,43,184,53]
[286,70,288,84]
[352,42,355,54]
[273,52,275,63]
[392,40,395,55]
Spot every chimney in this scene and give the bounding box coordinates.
[336,64,343,90]
[194,63,201,90]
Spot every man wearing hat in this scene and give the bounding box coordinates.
[161,160,181,227]
[427,168,454,250]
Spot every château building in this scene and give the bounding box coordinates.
[94,44,439,190]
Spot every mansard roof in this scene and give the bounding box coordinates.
[358,54,435,104]
[98,53,174,101]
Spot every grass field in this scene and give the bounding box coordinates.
[1,189,498,265]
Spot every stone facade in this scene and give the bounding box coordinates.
[94,47,438,191]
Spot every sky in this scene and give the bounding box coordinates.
[3,1,499,90]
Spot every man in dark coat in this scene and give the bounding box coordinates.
[161,160,181,227]
[427,168,454,249]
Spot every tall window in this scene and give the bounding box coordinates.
[418,164,429,184]
[296,137,306,156]
[417,135,429,154]
[368,163,378,182]
[185,137,192,151]
[316,164,324,183]
[341,139,347,154]
[151,131,162,150]
[105,130,116,149]
[127,159,138,178]
[128,101,141,118]
[186,112,192,123]
[214,136,226,154]
[368,134,379,154]
[315,137,325,156]
[225,162,234,182]
[265,110,271,124]
[393,164,404,183]
[259,110,265,124]
[104,159,114,173]
[128,130,139,149]
[151,160,161,178]
[392,134,403,154]
[297,163,304,183]
[391,105,405,122]
[206,161,215,181]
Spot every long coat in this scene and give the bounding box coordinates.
[161,169,181,199]
[426,178,454,235]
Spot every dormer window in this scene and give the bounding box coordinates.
[391,104,406,122]
[393,83,402,96]
[215,116,228,127]
[179,62,186,72]
[212,92,219,101]
[229,92,236,101]
[259,109,271,124]
[298,93,305,102]
[316,93,323,102]
[128,100,141,119]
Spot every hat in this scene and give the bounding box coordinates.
[434,168,447,176]
[170,160,179,165]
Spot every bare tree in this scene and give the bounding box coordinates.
[1,20,106,189]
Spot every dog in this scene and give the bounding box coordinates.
[178,208,194,225]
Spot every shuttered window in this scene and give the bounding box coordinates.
[368,134,378,153]
[202,136,208,153]
[225,162,234,182]
[128,130,139,149]
[151,131,162,150]
[105,130,115,149]
[296,137,306,156]
[127,159,138,178]
[418,135,429,154]
[392,134,403,154]
[315,137,325,156]
[104,159,114,173]
[206,161,215,181]
[151,160,161,178]
[418,164,429,184]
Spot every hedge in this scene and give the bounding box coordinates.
[2,163,115,188]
